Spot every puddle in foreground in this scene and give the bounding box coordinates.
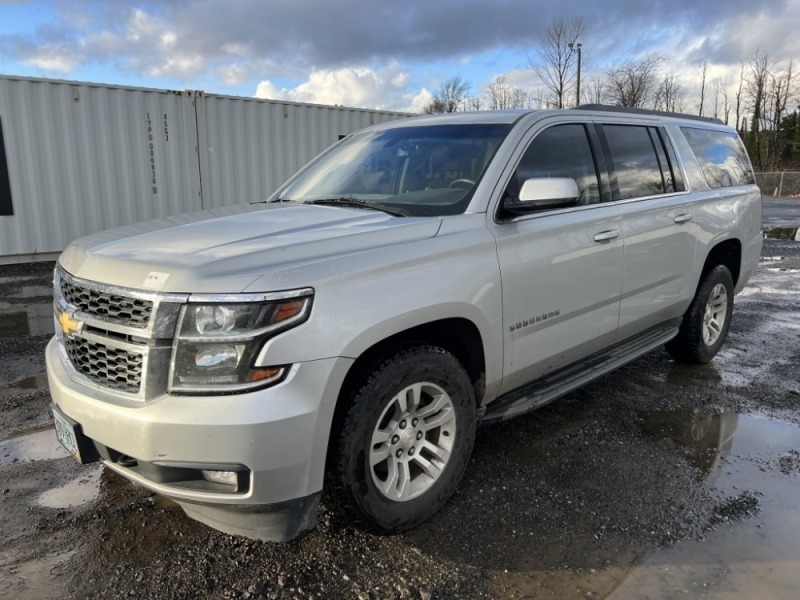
[607,412,800,599]
[0,551,75,600]
[0,300,53,337]
[0,427,68,465]
[491,411,800,598]
[0,426,103,508]
[0,374,49,400]
[36,463,103,509]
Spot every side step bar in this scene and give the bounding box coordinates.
[481,321,679,424]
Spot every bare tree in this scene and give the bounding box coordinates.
[767,60,798,169]
[713,76,731,124]
[425,76,471,114]
[698,59,708,116]
[529,17,585,109]
[721,81,731,125]
[653,71,685,113]
[734,63,745,133]
[746,49,772,169]
[605,55,664,108]
[485,76,533,110]
[771,60,797,131]
[584,76,607,104]
[464,94,484,111]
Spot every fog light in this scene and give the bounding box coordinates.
[201,470,238,486]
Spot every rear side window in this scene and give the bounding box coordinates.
[681,127,755,188]
[508,123,601,207]
[601,124,667,200]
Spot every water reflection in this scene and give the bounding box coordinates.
[0,374,49,400]
[0,302,53,337]
[0,551,75,600]
[764,227,800,241]
[0,427,68,464]
[36,464,103,509]
[608,414,800,599]
[638,409,738,483]
[663,361,721,387]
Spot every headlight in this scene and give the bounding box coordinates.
[169,289,313,394]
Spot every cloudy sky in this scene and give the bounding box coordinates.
[1,0,798,113]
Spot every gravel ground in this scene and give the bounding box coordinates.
[1,235,798,599]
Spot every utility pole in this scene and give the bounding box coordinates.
[569,42,583,106]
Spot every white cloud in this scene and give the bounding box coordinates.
[23,46,82,72]
[217,63,251,86]
[255,79,283,99]
[408,89,433,113]
[125,8,164,43]
[255,64,418,111]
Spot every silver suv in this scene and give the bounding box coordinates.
[47,106,762,541]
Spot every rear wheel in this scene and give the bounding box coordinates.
[328,346,477,532]
[666,265,734,364]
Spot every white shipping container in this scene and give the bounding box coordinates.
[0,75,408,263]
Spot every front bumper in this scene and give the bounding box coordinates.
[46,337,352,540]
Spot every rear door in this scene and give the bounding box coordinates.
[490,121,623,394]
[596,123,698,341]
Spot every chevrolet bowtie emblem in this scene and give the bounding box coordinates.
[58,310,83,337]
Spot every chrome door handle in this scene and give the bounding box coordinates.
[593,229,620,242]
[674,213,693,224]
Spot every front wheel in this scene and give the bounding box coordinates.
[666,265,734,364]
[328,346,477,532]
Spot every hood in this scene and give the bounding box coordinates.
[59,203,442,293]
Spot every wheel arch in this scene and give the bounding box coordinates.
[325,317,485,472]
[699,237,741,288]
[338,317,486,411]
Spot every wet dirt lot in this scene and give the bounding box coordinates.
[1,221,799,599]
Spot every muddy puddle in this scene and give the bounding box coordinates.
[0,301,53,337]
[0,426,102,510]
[0,426,68,464]
[606,413,800,599]
[36,464,103,509]
[0,551,75,600]
[496,410,800,598]
[0,374,49,400]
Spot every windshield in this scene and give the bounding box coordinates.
[278,123,512,216]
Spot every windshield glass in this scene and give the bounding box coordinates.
[278,123,512,216]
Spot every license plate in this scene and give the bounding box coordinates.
[53,408,83,462]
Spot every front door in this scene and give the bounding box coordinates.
[490,122,623,395]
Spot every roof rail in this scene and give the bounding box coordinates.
[574,104,725,125]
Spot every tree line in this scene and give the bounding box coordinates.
[424,18,799,171]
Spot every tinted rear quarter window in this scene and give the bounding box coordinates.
[681,127,755,188]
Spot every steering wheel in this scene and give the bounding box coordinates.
[448,178,476,189]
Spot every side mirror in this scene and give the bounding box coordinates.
[518,177,580,209]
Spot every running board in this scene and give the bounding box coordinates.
[481,321,679,424]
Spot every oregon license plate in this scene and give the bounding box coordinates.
[53,408,83,462]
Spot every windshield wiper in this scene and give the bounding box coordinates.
[304,197,408,217]
[249,197,294,204]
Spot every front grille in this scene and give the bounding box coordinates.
[64,337,144,394]
[60,279,153,328]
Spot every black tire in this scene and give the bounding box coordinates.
[666,265,734,364]
[328,345,477,533]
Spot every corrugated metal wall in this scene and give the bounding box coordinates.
[197,94,404,209]
[0,75,408,261]
[0,77,202,259]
